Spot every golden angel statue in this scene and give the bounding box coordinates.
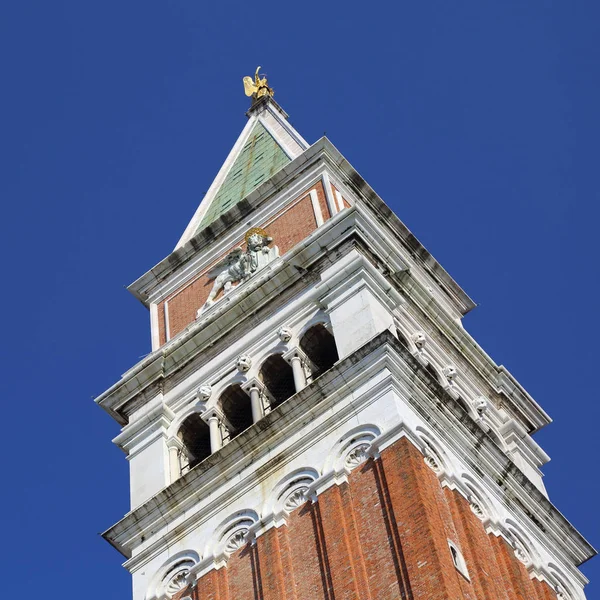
[243,66,274,100]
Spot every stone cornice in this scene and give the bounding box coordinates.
[98,206,550,436]
[127,137,474,318]
[102,332,595,572]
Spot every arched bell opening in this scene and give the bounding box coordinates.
[425,362,444,387]
[219,384,254,440]
[259,354,295,409]
[395,328,410,349]
[177,414,211,471]
[299,324,339,379]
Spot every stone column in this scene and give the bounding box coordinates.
[242,378,267,423]
[202,408,224,454]
[208,416,220,453]
[283,348,311,393]
[249,386,263,423]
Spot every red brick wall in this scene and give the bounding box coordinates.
[157,182,331,344]
[173,438,559,600]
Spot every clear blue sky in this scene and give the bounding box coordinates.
[0,1,598,597]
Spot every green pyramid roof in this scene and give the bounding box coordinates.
[198,121,291,231]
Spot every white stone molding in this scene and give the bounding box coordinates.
[277,325,293,343]
[163,301,171,343]
[448,539,470,580]
[309,189,324,227]
[546,565,580,600]
[504,520,539,569]
[296,314,334,358]
[283,486,309,511]
[512,537,531,566]
[460,473,498,529]
[113,401,175,458]
[415,426,453,479]
[319,258,398,359]
[334,189,345,213]
[485,424,508,452]
[236,354,252,373]
[344,443,370,469]
[423,448,443,474]
[499,418,549,496]
[323,425,381,482]
[146,551,199,600]
[321,172,337,217]
[209,510,259,568]
[422,443,444,474]
[468,495,486,520]
[150,302,160,352]
[555,584,571,600]
[263,468,319,528]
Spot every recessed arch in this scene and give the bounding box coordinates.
[178,413,211,470]
[259,353,295,409]
[460,472,498,524]
[424,361,445,387]
[206,509,260,565]
[547,564,579,600]
[504,518,539,567]
[485,423,507,451]
[323,424,381,475]
[299,323,339,378]
[264,467,320,518]
[415,425,453,476]
[219,384,253,439]
[146,550,200,600]
[395,327,410,349]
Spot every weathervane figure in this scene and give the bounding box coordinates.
[243,66,274,101]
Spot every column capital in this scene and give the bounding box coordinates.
[166,436,184,451]
[241,377,266,395]
[201,406,225,424]
[282,346,316,371]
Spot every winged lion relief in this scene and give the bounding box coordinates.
[198,228,279,315]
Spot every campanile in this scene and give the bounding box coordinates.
[97,70,595,600]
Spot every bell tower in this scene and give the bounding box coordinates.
[97,70,595,600]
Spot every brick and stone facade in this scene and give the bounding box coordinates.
[165,437,563,600]
[97,93,595,600]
